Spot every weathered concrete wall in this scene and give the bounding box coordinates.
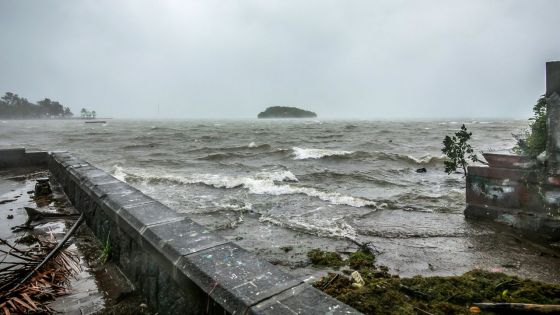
[0,148,48,168]
[44,152,359,314]
[466,166,560,241]
[465,62,560,241]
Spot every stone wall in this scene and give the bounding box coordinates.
[43,151,359,314]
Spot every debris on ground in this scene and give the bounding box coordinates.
[310,249,560,315]
[0,236,80,314]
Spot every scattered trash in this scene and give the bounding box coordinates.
[351,271,365,289]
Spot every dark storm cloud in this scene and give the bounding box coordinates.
[1,0,559,119]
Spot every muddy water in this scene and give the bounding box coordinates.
[1,119,560,284]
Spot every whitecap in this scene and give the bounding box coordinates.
[406,154,446,164]
[111,165,127,182]
[248,141,257,148]
[117,167,376,209]
[259,214,357,240]
[292,147,354,160]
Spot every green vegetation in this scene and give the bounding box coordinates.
[80,108,97,119]
[257,106,317,118]
[0,92,73,118]
[311,249,560,315]
[308,248,376,269]
[347,250,376,270]
[99,232,111,264]
[308,249,345,268]
[515,96,548,158]
[442,124,478,176]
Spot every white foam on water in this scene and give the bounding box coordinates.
[111,165,127,182]
[117,167,376,209]
[248,141,257,148]
[292,147,354,160]
[259,214,358,240]
[406,154,446,164]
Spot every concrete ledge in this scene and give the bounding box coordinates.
[0,148,48,168]
[250,283,358,314]
[45,152,360,314]
[468,166,538,182]
[177,242,303,313]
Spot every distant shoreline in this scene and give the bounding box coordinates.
[0,118,112,120]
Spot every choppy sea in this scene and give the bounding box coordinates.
[3,119,560,282]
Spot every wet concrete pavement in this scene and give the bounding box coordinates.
[0,168,133,314]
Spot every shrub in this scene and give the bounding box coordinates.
[442,124,478,176]
[515,96,548,158]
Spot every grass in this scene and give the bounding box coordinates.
[98,232,111,264]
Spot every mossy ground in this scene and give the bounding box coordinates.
[310,250,560,315]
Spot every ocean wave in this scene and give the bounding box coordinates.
[259,215,357,240]
[186,143,272,154]
[112,165,127,182]
[374,152,446,165]
[197,152,247,161]
[292,147,354,160]
[299,170,405,187]
[114,167,377,209]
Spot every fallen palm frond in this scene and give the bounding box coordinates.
[0,235,81,314]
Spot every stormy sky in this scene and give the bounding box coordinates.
[1,1,559,119]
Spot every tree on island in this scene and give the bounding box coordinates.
[80,107,97,119]
[0,92,73,118]
[257,106,317,118]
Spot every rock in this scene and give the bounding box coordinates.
[280,245,293,253]
[7,214,14,219]
[257,106,317,119]
[416,167,427,173]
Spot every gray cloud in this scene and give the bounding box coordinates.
[1,0,559,119]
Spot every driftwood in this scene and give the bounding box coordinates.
[22,206,79,227]
[472,303,560,314]
[13,213,84,291]
[0,214,84,314]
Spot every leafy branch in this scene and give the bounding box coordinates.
[442,124,479,176]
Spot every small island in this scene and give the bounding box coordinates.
[257,106,317,119]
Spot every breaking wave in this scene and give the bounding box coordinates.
[113,166,377,209]
[292,147,354,160]
[259,215,358,240]
[290,147,445,165]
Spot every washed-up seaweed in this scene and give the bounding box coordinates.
[310,249,560,315]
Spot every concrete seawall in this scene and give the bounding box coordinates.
[0,148,359,314]
[466,165,560,241]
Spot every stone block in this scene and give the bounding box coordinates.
[142,218,228,262]
[250,283,360,315]
[117,201,185,238]
[177,243,302,314]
